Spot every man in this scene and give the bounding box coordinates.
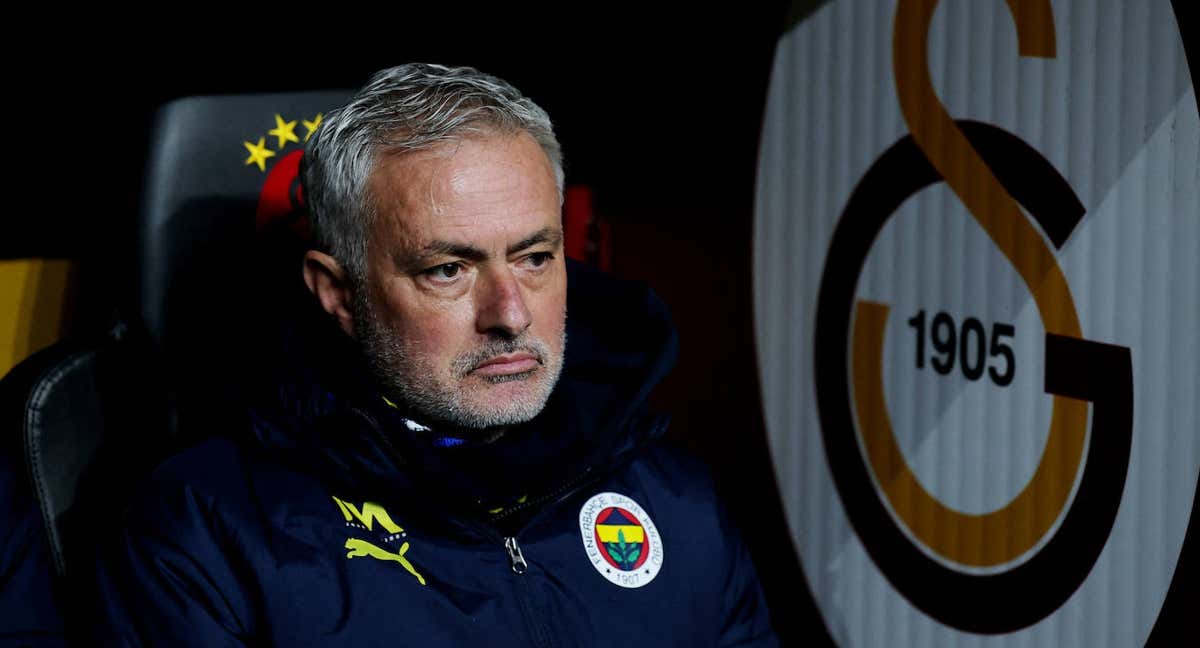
[95,63,778,646]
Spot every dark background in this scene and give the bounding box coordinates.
[5,4,830,645]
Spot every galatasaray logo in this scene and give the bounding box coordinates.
[754,0,1197,642]
[241,111,325,231]
[810,0,1135,633]
[579,492,663,588]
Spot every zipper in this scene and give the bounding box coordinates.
[490,466,599,524]
[510,551,554,648]
[489,411,670,529]
[504,536,528,574]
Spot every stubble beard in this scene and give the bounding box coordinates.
[352,288,566,433]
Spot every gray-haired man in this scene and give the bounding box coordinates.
[95,63,778,647]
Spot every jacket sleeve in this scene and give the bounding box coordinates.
[0,453,66,646]
[716,491,780,648]
[91,477,258,647]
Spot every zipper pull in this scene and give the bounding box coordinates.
[504,536,528,575]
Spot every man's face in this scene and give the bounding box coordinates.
[353,132,567,432]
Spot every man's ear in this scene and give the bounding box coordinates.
[303,250,357,337]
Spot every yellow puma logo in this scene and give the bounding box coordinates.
[344,537,427,586]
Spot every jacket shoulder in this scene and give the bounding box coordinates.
[611,439,738,541]
[130,437,254,511]
[628,439,721,500]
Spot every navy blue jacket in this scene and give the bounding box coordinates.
[93,264,778,647]
[1,441,65,645]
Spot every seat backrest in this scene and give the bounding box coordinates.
[134,91,351,439]
[0,323,168,585]
[0,91,353,633]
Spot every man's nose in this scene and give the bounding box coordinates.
[475,267,532,337]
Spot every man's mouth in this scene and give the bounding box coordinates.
[471,352,540,377]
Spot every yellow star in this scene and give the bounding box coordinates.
[243,137,275,172]
[268,114,300,149]
[303,113,323,141]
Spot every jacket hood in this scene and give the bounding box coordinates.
[244,260,678,526]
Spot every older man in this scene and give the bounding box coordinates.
[95,63,777,646]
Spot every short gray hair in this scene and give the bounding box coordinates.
[303,63,564,281]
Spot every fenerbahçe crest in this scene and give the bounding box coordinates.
[579,492,663,588]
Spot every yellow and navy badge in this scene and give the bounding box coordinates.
[578,492,663,589]
[331,495,427,587]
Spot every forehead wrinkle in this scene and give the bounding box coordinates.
[371,138,460,223]
[423,139,468,217]
[369,134,558,263]
[425,168,444,217]
[375,146,454,240]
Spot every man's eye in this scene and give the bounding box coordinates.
[424,263,462,281]
[526,252,554,268]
